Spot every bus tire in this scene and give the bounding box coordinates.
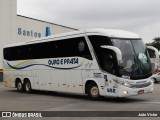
[86,82,100,100]
[16,80,24,92]
[24,80,32,93]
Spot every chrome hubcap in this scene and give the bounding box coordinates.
[18,83,22,90]
[26,83,30,91]
[91,86,99,97]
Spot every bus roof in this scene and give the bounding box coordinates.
[4,28,140,48]
[85,28,140,38]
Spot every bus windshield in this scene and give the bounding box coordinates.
[111,39,152,79]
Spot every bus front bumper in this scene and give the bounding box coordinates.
[117,81,154,97]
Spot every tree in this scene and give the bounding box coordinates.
[146,37,160,51]
[153,37,160,44]
[146,43,152,46]
[153,37,160,51]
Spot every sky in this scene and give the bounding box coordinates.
[17,0,160,43]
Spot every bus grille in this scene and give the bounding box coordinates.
[130,82,152,88]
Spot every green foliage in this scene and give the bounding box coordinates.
[146,37,160,51]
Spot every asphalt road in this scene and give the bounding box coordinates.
[0,82,160,120]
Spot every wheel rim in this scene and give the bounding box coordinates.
[90,86,99,97]
[26,82,30,92]
[17,82,22,90]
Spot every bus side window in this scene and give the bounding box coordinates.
[77,39,92,60]
[55,37,92,60]
[4,37,93,61]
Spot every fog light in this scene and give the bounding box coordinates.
[123,90,128,94]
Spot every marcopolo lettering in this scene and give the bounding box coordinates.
[48,58,79,65]
[18,28,41,38]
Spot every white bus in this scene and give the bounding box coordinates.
[3,29,153,99]
[147,46,159,71]
[147,46,160,83]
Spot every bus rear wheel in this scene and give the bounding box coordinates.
[87,83,100,100]
[16,80,23,92]
[24,80,32,93]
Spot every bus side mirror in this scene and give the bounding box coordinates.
[100,45,122,61]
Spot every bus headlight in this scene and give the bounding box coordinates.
[119,81,131,88]
[123,90,128,94]
[123,82,131,87]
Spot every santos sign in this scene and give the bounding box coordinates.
[17,27,51,38]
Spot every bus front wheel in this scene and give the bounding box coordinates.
[87,83,100,100]
[24,80,32,93]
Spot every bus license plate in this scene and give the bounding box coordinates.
[138,90,144,94]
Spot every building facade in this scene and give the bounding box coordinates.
[0,0,76,80]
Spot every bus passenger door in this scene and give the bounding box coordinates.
[51,70,66,92]
[66,70,83,93]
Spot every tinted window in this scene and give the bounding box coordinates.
[147,48,156,58]
[88,35,118,74]
[4,37,92,61]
